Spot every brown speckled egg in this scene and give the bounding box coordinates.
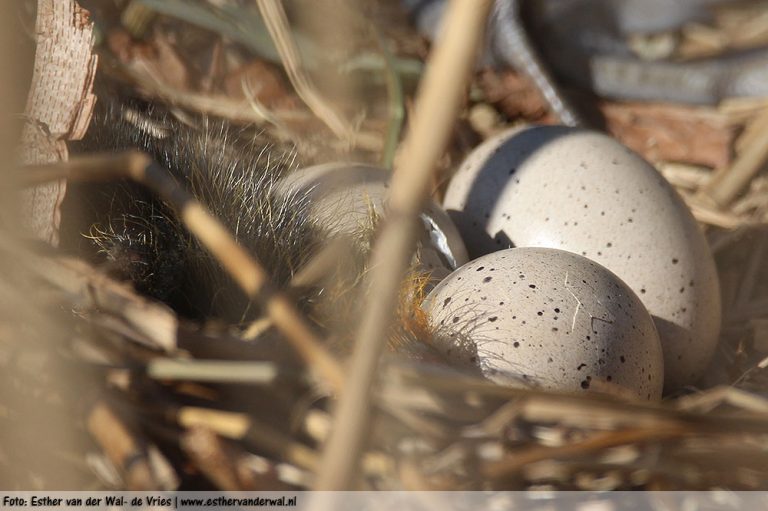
[423,247,664,400]
[281,162,468,281]
[443,126,720,391]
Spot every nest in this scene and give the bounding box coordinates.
[5,0,768,492]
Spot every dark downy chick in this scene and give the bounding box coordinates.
[62,93,322,324]
[61,88,451,365]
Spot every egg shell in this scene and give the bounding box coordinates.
[281,162,469,279]
[423,247,664,400]
[443,126,721,390]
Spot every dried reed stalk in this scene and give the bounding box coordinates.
[19,151,344,392]
[87,401,170,490]
[255,0,354,143]
[314,0,493,491]
[700,107,768,207]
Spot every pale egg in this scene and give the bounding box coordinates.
[443,126,720,390]
[280,162,469,281]
[423,247,664,400]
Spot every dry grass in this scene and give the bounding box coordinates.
[5,0,768,493]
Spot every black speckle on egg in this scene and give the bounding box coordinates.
[488,316,498,323]
[476,266,484,272]
[672,258,679,264]
[452,316,460,324]
[529,284,536,289]
[537,311,543,316]
[577,363,586,371]
[483,276,492,283]
[620,356,626,363]
[513,341,520,348]
[442,297,451,308]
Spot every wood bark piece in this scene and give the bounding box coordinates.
[34,255,179,353]
[20,0,97,245]
[601,101,737,170]
[481,70,737,169]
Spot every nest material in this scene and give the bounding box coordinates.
[7,0,768,493]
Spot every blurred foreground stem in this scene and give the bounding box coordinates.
[313,0,493,491]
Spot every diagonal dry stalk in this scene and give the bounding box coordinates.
[699,106,768,208]
[255,0,355,144]
[313,0,493,491]
[19,151,344,393]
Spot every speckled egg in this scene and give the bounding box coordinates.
[443,126,720,390]
[281,162,469,280]
[423,247,664,400]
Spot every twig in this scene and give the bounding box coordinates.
[699,107,768,207]
[147,359,278,384]
[182,427,252,491]
[482,426,688,479]
[376,32,405,170]
[255,0,355,143]
[314,0,493,490]
[19,151,345,392]
[87,401,170,490]
[123,63,383,152]
[178,408,319,471]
